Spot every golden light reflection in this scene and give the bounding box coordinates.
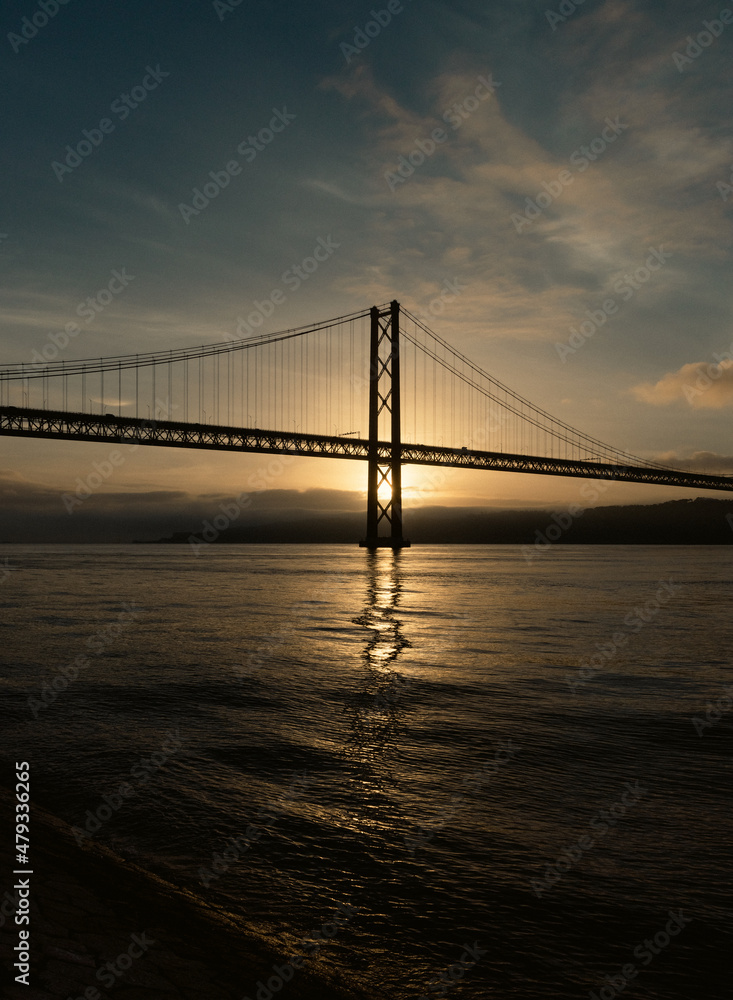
[344,552,413,781]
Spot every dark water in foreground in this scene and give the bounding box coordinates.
[1,544,731,999]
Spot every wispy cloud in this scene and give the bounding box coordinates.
[319,33,732,350]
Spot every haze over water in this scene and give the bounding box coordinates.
[1,544,731,999]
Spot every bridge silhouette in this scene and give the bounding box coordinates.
[1,300,731,548]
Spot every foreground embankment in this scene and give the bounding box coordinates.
[0,784,369,1000]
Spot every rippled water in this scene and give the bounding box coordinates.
[1,544,731,999]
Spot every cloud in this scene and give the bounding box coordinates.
[654,451,733,474]
[318,36,733,352]
[0,472,368,542]
[631,360,733,409]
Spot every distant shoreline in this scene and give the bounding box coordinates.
[147,497,733,547]
[1,497,732,546]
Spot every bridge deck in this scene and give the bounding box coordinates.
[2,405,732,493]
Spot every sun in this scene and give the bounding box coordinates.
[377,478,393,503]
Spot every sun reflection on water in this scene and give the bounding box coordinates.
[343,551,414,779]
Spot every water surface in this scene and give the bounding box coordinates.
[1,544,731,999]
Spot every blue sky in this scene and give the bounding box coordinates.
[2,0,732,532]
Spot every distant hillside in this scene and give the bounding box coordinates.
[154,497,733,545]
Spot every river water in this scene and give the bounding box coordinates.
[1,544,731,999]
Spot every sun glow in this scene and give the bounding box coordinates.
[377,478,393,503]
[327,462,453,505]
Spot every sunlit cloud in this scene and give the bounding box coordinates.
[632,360,733,409]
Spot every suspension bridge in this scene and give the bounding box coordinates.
[1,300,731,547]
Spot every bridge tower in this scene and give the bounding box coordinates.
[360,300,410,549]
